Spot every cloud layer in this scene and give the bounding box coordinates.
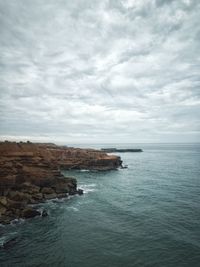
[0,0,200,143]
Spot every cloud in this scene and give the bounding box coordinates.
[0,0,200,143]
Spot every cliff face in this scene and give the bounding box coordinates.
[0,142,122,171]
[0,142,122,224]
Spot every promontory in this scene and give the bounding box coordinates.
[0,141,122,224]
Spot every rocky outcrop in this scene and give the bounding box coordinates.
[101,148,143,153]
[0,141,122,224]
[0,176,77,224]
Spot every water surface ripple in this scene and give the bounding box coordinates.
[0,143,199,267]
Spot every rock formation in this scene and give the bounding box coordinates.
[0,141,122,224]
[101,148,143,153]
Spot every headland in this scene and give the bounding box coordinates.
[0,141,122,224]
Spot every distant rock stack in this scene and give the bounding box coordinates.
[101,148,143,153]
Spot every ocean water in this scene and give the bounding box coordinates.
[0,143,200,267]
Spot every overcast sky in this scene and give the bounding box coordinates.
[0,0,200,144]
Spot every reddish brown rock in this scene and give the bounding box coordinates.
[41,187,55,195]
[43,193,57,200]
[0,141,122,224]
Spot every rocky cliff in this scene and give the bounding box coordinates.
[0,141,122,224]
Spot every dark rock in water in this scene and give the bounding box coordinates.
[21,208,40,219]
[1,236,18,250]
[101,148,143,153]
[57,193,68,198]
[77,189,84,195]
[41,209,48,217]
[121,165,128,169]
[69,189,76,196]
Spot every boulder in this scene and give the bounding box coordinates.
[0,196,24,210]
[54,183,69,194]
[7,191,31,204]
[43,193,57,200]
[0,205,7,216]
[41,187,55,194]
[0,196,8,207]
[20,182,40,194]
[41,210,48,217]
[21,208,40,219]
[57,193,68,198]
[31,193,43,201]
[68,189,77,195]
[77,189,84,195]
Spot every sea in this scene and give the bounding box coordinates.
[0,143,200,267]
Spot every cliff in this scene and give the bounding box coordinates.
[0,141,122,224]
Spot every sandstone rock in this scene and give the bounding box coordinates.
[32,193,43,201]
[7,191,30,204]
[0,141,122,224]
[41,187,55,194]
[20,182,40,194]
[8,199,25,210]
[0,175,16,194]
[56,193,68,198]
[43,193,57,200]
[0,205,7,216]
[0,196,8,207]
[3,162,13,168]
[21,208,40,219]
[54,180,70,194]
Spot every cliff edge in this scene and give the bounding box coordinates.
[0,141,122,224]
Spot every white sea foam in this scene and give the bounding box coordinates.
[80,183,97,194]
[68,206,79,212]
[0,232,18,248]
[46,196,68,205]
[80,169,90,172]
[0,236,6,247]
[11,218,25,226]
[67,195,76,200]
[52,197,67,203]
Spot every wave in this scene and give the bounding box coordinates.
[0,232,18,249]
[11,218,25,226]
[67,206,79,212]
[80,183,97,194]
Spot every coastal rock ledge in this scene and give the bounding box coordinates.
[0,141,122,224]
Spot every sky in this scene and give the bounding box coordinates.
[0,0,200,144]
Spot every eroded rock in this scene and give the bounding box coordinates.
[0,141,122,224]
[41,209,48,217]
[21,208,40,219]
[77,189,84,195]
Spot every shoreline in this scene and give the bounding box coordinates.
[0,141,122,224]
